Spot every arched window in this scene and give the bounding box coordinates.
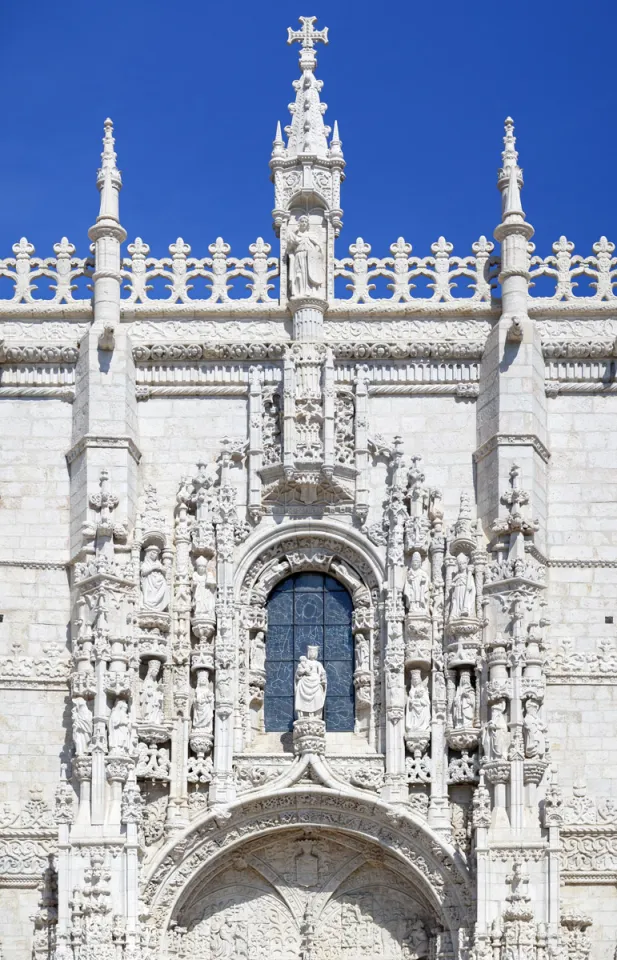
[265,573,355,733]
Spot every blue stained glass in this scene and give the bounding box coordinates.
[265,697,294,732]
[267,624,293,661]
[294,573,326,591]
[294,592,323,624]
[294,625,323,660]
[265,572,355,733]
[326,697,355,732]
[265,661,294,697]
[325,660,354,697]
[324,624,354,660]
[273,578,294,592]
[268,591,293,625]
[324,591,352,624]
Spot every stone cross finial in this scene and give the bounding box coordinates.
[287,16,329,53]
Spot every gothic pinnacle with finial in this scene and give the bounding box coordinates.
[494,116,533,243]
[89,118,126,247]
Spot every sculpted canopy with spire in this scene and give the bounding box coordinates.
[271,16,345,308]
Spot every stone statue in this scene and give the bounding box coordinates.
[192,671,214,731]
[72,697,92,756]
[523,698,547,759]
[108,699,130,754]
[355,634,369,672]
[287,215,325,299]
[140,659,164,725]
[404,551,430,613]
[192,556,216,617]
[405,670,431,735]
[140,544,170,611]
[452,669,476,728]
[448,553,476,619]
[483,699,509,760]
[294,645,327,718]
[250,630,266,673]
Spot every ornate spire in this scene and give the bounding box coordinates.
[278,16,336,159]
[93,118,123,227]
[495,117,533,240]
[270,17,345,238]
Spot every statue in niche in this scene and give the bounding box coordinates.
[405,669,431,735]
[250,630,266,673]
[295,645,327,719]
[452,669,476,728]
[140,659,164,725]
[72,697,92,756]
[448,553,476,619]
[140,544,169,612]
[404,551,430,613]
[355,634,369,672]
[192,556,216,617]
[108,699,130,754]
[523,698,547,759]
[287,215,325,299]
[192,671,214,731]
[483,699,510,760]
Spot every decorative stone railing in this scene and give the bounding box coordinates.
[333,236,499,303]
[529,237,617,301]
[0,238,92,303]
[1,234,616,308]
[122,236,279,303]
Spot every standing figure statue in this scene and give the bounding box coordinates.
[483,699,510,760]
[287,215,325,299]
[140,659,164,725]
[523,698,547,759]
[405,670,431,735]
[452,669,476,729]
[140,544,170,612]
[72,697,92,756]
[192,671,214,732]
[448,553,476,619]
[108,699,131,754]
[192,556,216,618]
[295,645,327,719]
[250,630,267,673]
[404,551,430,613]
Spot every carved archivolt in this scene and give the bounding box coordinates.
[236,522,384,606]
[141,789,473,946]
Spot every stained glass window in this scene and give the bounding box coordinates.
[265,573,355,733]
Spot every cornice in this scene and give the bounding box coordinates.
[473,433,551,464]
[65,434,142,466]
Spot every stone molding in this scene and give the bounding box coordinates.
[473,433,551,465]
[65,433,142,466]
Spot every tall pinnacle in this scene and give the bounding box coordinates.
[495,117,533,242]
[279,16,335,159]
[95,118,123,225]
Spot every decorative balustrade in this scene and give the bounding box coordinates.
[529,236,617,300]
[0,238,92,303]
[122,236,279,303]
[1,234,617,307]
[334,236,499,303]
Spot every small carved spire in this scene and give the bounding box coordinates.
[496,116,532,233]
[95,118,122,224]
[329,120,343,158]
[271,121,285,158]
[284,16,331,158]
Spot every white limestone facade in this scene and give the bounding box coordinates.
[1,15,616,960]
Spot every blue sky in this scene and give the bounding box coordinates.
[2,0,616,266]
